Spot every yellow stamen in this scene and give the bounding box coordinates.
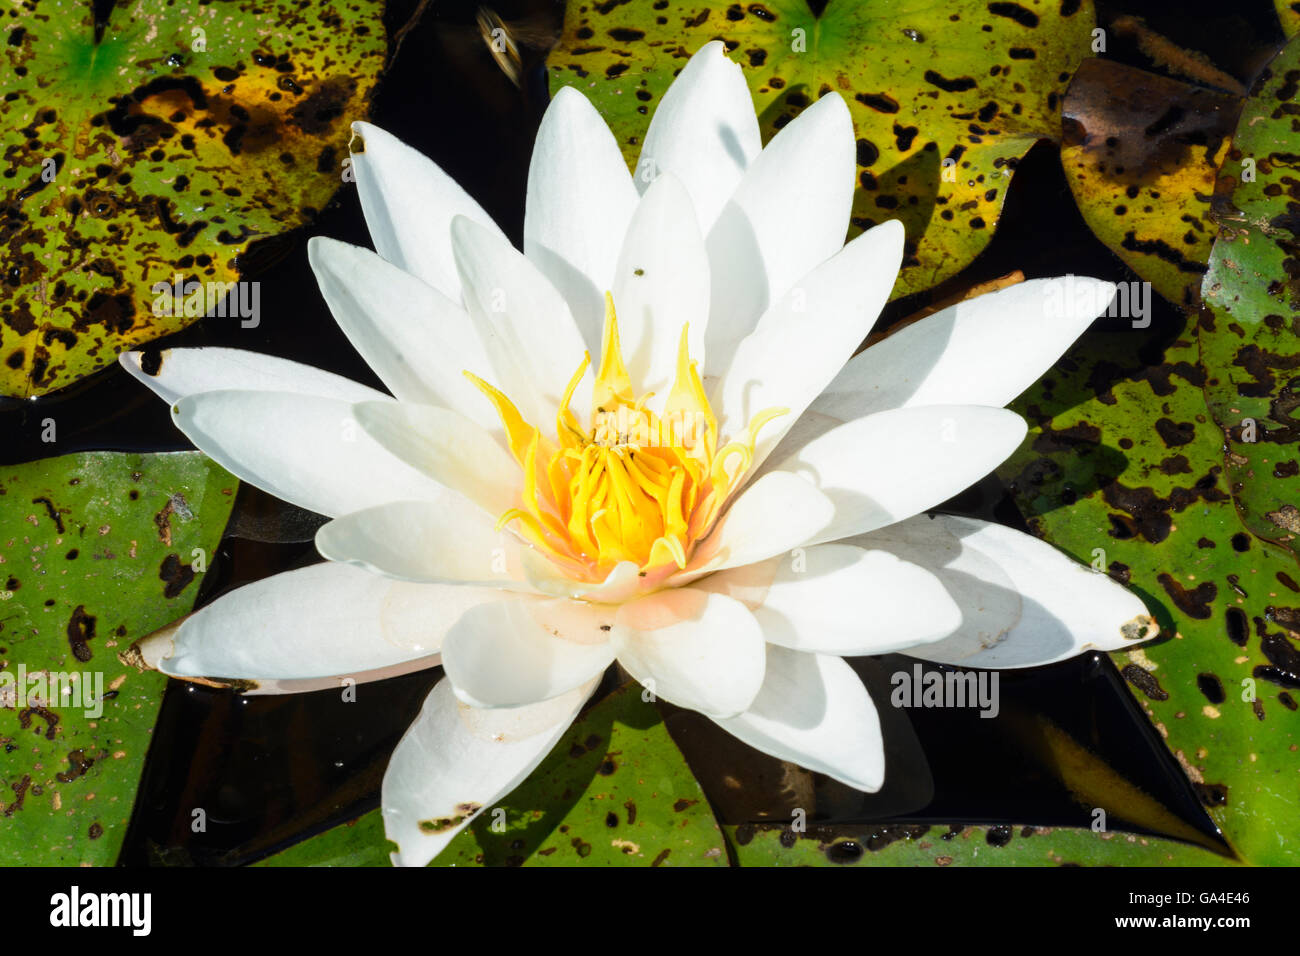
[593,292,634,412]
[467,296,785,586]
[464,370,541,466]
[557,353,591,449]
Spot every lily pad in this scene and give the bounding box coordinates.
[999,322,1300,865]
[548,0,1094,298]
[1279,1,1300,40]
[257,682,728,867]
[0,0,386,398]
[726,823,1236,865]
[255,808,389,867]
[1061,58,1240,309]
[1200,34,1300,561]
[0,451,237,865]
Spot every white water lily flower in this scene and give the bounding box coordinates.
[122,41,1155,867]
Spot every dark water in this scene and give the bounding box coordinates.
[7,0,1286,863]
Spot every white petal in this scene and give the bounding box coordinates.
[696,543,961,655]
[674,471,834,582]
[524,87,640,353]
[705,93,856,366]
[773,405,1028,545]
[814,276,1118,420]
[520,553,645,604]
[451,216,591,427]
[611,588,765,718]
[352,401,519,517]
[714,645,884,791]
[307,237,499,427]
[172,390,447,518]
[611,173,710,402]
[349,121,506,301]
[315,500,530,587]
[119,348,384,406]
[441,598,615,708]
[710,220,904,467]
[637,40,761,231]
[155,562,509,679]
[383,678,594,867]
[238,656,442,696]
[854,514,1157,668]
[759,406,848,480]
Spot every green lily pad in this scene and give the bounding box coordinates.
[256,808,388,867]
[1279,1,1300,39]
[0,451,237,865]
[999,321,1300,866]
[257,682,728,867]
[726,823,1236,865]
[1200,34,1300,561]
[1061,58,1240,309]
[548,0,1093,299]
[0,0,386,398]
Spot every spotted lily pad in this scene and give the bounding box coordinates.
[726,823,1236,865]
[999,322,1300,865]
[1200,35,1300,561]
[258,681,728,867]
[548,0,1094,299]
[0,451,237,864]
[1061,58,1241,309]
[0,0,386,398]
[1279,1,1300,40]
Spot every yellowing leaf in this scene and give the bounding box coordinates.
[547,0,1094,299]
[0,0,386,397]
[1062,58,1241,309]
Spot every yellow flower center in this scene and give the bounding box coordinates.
[466,293,785,585]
